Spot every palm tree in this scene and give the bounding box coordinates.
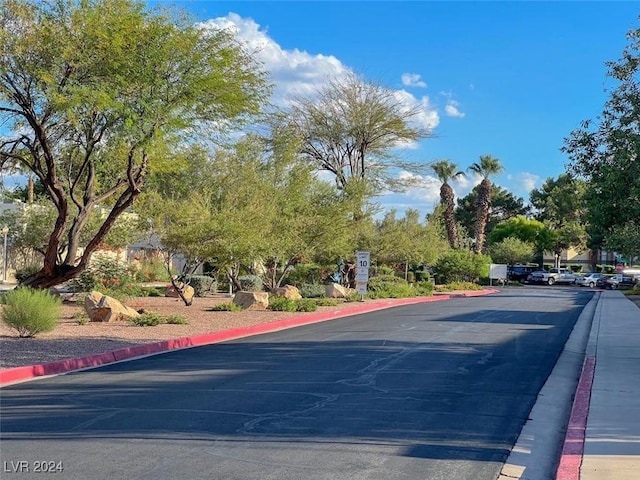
[468,155,504,253]
[431,160,465,248]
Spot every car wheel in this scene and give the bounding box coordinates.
[548,277,555,285]
[589,282,595,288]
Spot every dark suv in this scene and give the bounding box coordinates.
[507,265,538,283]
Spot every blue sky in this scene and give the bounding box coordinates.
[164,0,637,216]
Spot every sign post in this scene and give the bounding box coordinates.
[356,251,370,300]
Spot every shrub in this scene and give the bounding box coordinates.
[70,256,133,292]
[131,312,164,327]
[238,275,263,292]
[268,297,319,312]
[313,298,340,307]
[435,250,491,284]
[285,264,324,285]
[436,281,483,292]
[268,297,298,312]
[129,312,187,326]
[184,275,217,297]
[1,287,61,337]
[296,299,318,312]
[134,257,168,282]
[297,283,326,298]
[14,264,41,283]
[164,314,188,325]
[208,302,244,312]
[415,281,435,296]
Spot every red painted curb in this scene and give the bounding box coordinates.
[555,356,596,480]
[0,290,496,387]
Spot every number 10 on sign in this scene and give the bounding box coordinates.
[356,251,370,297]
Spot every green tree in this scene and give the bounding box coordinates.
[603,221,640,265]
[488,237,535,265]
[0,0,269,288]
[530,174,587,268]
[434,249,491,283]
[455,185,528,249]
[374,208,449,279]
[467,155,504,254]
[564,23,640,253]
[431,160,465,248]
[281,72,431,194]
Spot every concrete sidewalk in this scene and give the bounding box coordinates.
[578,290,640,480]
[554,289,640,480]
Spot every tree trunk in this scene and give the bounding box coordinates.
[473,179,492,254]
[441,184,458,249]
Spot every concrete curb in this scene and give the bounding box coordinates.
[0,289,499,387]
[555,356,596,480]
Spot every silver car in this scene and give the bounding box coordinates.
[576,272,606,288]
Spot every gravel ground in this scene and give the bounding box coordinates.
[0,295,383,369]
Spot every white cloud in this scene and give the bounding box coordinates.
[401,73,427,88]
[200,14,349,106]
[200,14,439,135]
[507,172,541,195]
[444,100,465,118]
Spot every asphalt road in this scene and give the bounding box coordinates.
[0,287,594,480]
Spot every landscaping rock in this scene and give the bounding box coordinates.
[232,291,269,310]
[273,284,302,300]
[84,291,140,322]
[325,283,353,298]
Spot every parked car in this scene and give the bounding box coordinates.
[596,275,614,288]
[507,265,538,283]
[576,272,606,288]
[604,274,637,289]
[528,268,577,285]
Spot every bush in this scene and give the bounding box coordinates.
[184,275,217,297]
[70,256,133,292]
[238,275,263,292]
[297,283,326,298]
[313,298,340,307]
[285,264,324,285]
[268,297,319,312]
[130,312,188,327]
[14,264,41,283]
[435,250,491,284]
[436,281,483,292]
[366,275,415,298]
[415,281,435,296]
[268,297,298,312]
[134,257,168,282]
[208,302,243,312]
[1,287,61,337]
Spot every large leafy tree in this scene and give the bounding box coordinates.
[530,174,587,268]
[564,23,640,258]
[431,159,464,248]
[488,237,535,266]
[455,185,530,243]
[467,155,504,253]
[140,134,356,294]
[281,72,432,194]
[374,208,449,279]
[0,0,269,288]
[488,215,554,264]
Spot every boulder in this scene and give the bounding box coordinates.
[273,284,302,300]
[232,291,269,310]
[84,291,140,322]
[325,283,353,299]
[165,284,195,303]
